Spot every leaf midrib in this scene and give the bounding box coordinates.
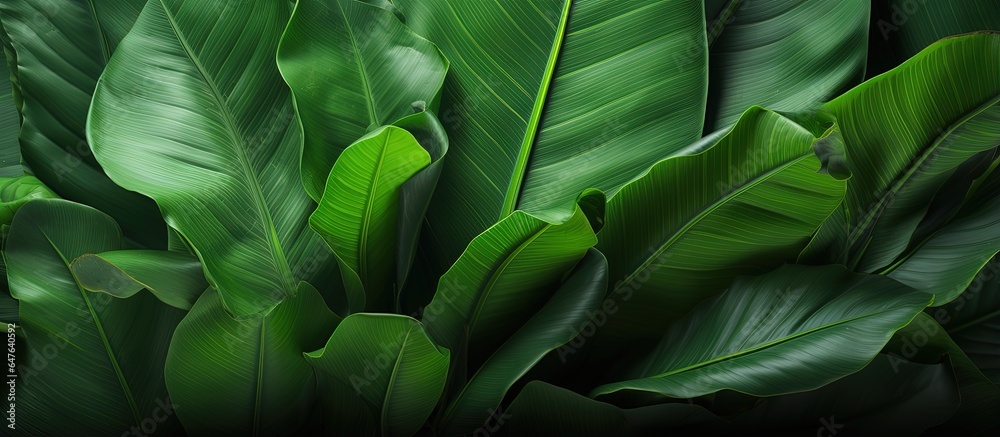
[86,0,111,62]
[380,326,415,435]
[157,1,296,300]
[38,229,142,427]
[337,0,380,126]
[500,0,572,218]
[358,131,393,290]
[613,153,814,295]
[466,219,552,341]
[601,299,928,397]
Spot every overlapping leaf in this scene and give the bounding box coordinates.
[310,126,430,311]
[0,0,165,247]
[277,0,449,200]
[7,199,184,436]
[88,0,340,317]
[595,107,845,344]
[305,313,449,437]
[704,0,869,130]
[165,283,339,435]
[70,250,208,311]
[435,248,607,435]
[393,0,708,268]
[591,265,932,399]
[815,32,1000,272]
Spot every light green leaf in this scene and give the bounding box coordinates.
[393,0,708,268]
[305,313,449,437]
[165,283,339,435]
[310,126,430,311]
[595,107,845,343]
[0,0,165,247]
[591,265,932,399]
[70,250,208,311]
[7,199,184,435]
[277,0,448,201]
[88,0,340,317]
[704,0,869,131]
[0,174,56,224]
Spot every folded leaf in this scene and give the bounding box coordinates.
[704,0,869,130]
[89,0,339,317]
[0,0,165,247]
[392,110,449,296]
[70,250,208,311]
[277,0,449,200]
[596,106,845,343]
[436,248,607,435]
[165,283,339,435]
[393,0,708,268]
[305,313,449,437]
[591,265,932,399]
[7,199,184,435]
[820,32,1000,272]
[310,126,431,311]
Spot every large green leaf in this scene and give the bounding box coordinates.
[70,250,208,311]
[305,313,449,437]
[591,265,932,399]
[703,0,869,131]
[867,0,1000,77]
[422,198,598,373]
[886,312,1000,435]
[0,0,165,247]
[594,107,845,343]
[436,248,607,435]
[88,0,340,317]
[392,0,708,268]
[276,0,449,201]
[310,126,430,311]
[730,353,960,434]
[501,380,721,436]
[7,199,184,436]
[817,32,1000,272]
[165,283,339,435]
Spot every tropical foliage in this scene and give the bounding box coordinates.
[1,0,998,435]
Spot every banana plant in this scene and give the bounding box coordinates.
[1,1,998,436]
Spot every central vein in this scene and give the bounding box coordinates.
[499,0,572,218]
